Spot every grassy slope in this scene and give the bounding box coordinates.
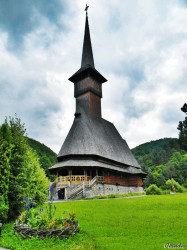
[0,194,186,250]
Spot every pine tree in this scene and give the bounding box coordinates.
[177,103,187,151]
[0,115,49,220]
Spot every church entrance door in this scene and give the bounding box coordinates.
[92,169,96,179]
[58,188,65,200]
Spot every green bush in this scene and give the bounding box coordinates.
[107,194,116,198]
[182,179,187,188]
[165,178,184,193]
[0,195,9,223]
[161,190,170,195]
[145,184,162,195]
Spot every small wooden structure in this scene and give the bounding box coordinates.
[49,11,146,199]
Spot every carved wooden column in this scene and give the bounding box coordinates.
[96,168,98,177]
[69,169,72,183]
[84,169,87,181]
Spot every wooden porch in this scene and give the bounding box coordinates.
[56,175,104,185]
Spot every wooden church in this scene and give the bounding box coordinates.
[49,10,146,200]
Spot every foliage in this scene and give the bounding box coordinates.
[27,138,57,180]
[0,115,49,220]
[17,200,75,230]
[0,194,186,249]
[145,184,162,195]
[177,103,187,151]
[0,195,9,223]
[17,187,76,230]
[0,122,12,221]
[132,138,181,173]
[165,178,184,193]
[132,138,187,188]
[22,148,49,206]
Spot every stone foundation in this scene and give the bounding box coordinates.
[51,183,144,200]
[83,183,144,198]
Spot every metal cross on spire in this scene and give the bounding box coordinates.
[85,3,89,15]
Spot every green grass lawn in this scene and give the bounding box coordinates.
[0,193,186,250]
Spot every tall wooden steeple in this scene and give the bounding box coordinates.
[69,13,107,120]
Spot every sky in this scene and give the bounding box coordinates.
[0,0,187,153]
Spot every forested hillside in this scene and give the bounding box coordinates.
[132,138,187,188]
[27,138,57,179]
[132,138,180,171]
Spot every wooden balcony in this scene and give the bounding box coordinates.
[57,175,92,184]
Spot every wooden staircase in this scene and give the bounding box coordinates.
[67,176,100,199]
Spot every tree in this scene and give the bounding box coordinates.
[177,103,187,151]
[7,116,28,218]
[0,116,49,220]
[0,122,12,222]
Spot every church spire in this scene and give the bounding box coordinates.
[69,5,107,84]
[81,12,95,68]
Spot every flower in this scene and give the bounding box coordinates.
[49,221,56,228]
[63,211,66,214]
[31,198,34,203]
[23,196,26,202]
[51,196,53,201]
[54,205,56,211]
[50,185,54,191]
[66,223,71,227]
[25,205,29,211]
[69,212,76,215]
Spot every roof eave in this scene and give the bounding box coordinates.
[69,65,107,84]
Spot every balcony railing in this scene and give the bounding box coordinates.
[57,175,92,184]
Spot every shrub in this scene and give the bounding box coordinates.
[165,178,184,193]
[0,195,9,223]
[182,179,187,188]
[107,194,116,198]
[145,184,162,195]
[161,190,170,195]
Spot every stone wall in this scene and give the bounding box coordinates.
[52,182,144,200]
[83,183,144,198]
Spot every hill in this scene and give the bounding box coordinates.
[132,138,180,171]
[132,138,179,156]
[132,138,187,187]
[27,137,57,180]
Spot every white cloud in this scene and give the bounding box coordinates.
[0,0,187,153]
